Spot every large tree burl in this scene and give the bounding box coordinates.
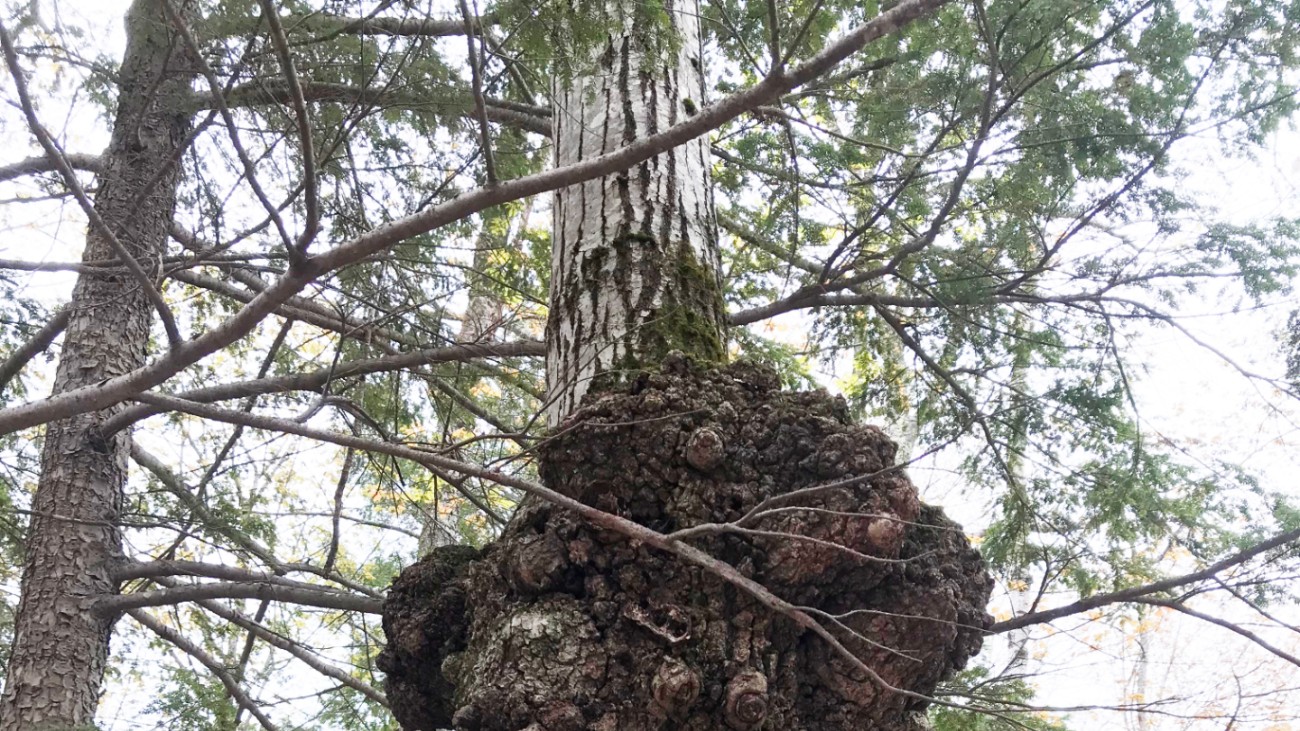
[379,357,992,730]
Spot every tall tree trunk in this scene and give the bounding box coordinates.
[0,1,193,726]
[544,0,725,425]
[379,3,991,729]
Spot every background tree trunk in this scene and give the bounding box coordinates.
[0,1,193,726]
[545,0,726,425]
[418,221,509,556]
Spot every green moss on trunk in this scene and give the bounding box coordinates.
[587,235,727,396]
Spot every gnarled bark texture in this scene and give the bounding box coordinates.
[381,358,992,730]
[545,0,725,424]
[380,0,986,726]
[0,1,192,726]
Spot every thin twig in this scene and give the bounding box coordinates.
[129,444,382,598]
[161,0,296,256]
[1135,598,1300,668]
[174,580,387,706]
[257,0,320,260]
[131,392,509,526]
[129,609,281,731]
[100,339,544,435]
[991,525,1300,633]
[765,0,782,72]
[459,0,496,184]
[324,449,353,572]
[0,306,71,395]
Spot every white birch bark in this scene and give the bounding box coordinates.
[545,0,726,425]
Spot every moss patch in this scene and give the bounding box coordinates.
[587,236,727,396]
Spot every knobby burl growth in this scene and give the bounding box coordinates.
[380,356,992,730]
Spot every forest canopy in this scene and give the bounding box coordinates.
[0,0,1298,728]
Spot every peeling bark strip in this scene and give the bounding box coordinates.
[380,359,992,730]
[546,0,726,424]
[0,0,194,726]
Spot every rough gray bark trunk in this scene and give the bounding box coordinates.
[379,4,989,730]
[0,1,193,726]
[545,0,726,425]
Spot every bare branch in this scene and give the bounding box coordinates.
[711,146,848,191]
[710,1,764,75]
[192,317,292,498]
[991,526,1300,633]
[174,580,387,706]
[765,0,782,71]
[129,443,383,598]
[288,12,496,37]
[873,303,1021,489]
[1136,598,1300,668]
[167,269,412,348]
[103,339,544,434]
[323,449,353,573]
[779,0,827,67]
[0,151,101,182]
[459,0,497,184]
[1214,577,1300,636]
[113,559,349,591]
[255,510,421,539]
[257,0,319,260]
[100,581,382,615]
[1,259,124,274]
[0,306,71,395]
[130,392,511,525]
[203,81,552,136]
[161,0,297,255]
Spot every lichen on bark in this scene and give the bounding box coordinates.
[634,240,728,364]
[380,356,992,731]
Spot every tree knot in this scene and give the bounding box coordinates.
[725,669,769,729]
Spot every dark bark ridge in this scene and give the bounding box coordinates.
[380,357,992,730]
